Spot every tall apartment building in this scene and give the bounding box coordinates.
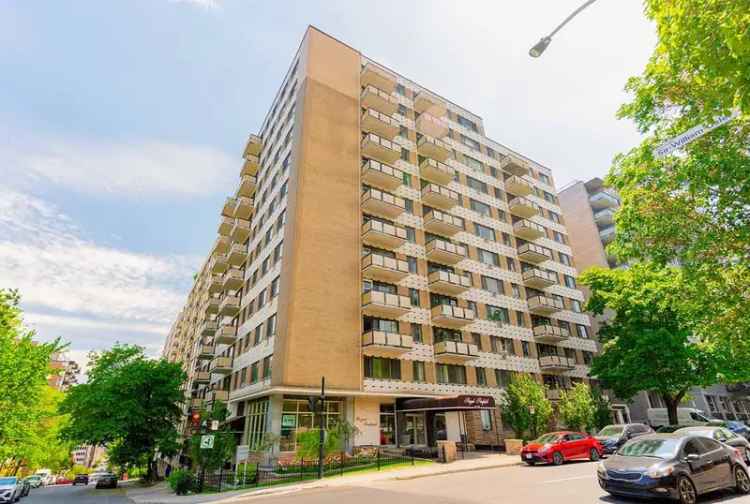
[164,27,600,456]
[48,352,80,391]
[559,178,750,424]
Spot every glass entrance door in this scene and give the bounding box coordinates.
[402,413,426,446]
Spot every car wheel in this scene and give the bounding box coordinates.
[677,476,697,504]
[552,452,564,466]
[735,465,750,494]
[524,460,536,466]
[589,448,600,461]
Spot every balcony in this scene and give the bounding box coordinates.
[222,268,244,291]
[222,197,237,218]
[593,207,615,226]
[238,175,257,197]
[533,325,571,344]
[361,109,399,140]
[209,254,228,274]
[218,216,233,236]
[508,197,538,218]
[416,113,448,138]
[546,388,564,400]
[215,325,236,345]
[361,290,411,318]
[210,356,233,375]
[194,371,210,384]
[200,320,218,336]
[361,85,398,116]
[428,270,472,296]
[233,197,253,220]
[361,159,403,192]
[218,295,240,316]
[434,340,480,364]
[517,243,553,264]
[423,210,464,237]
[230,219,250,244]
[513,219,546,240]
[204,298,220,314]
[212,236,230,255]
[362,331,414,358]
[431,304,475,328]
[361,253,410,283]
[190,398,204,409]
[414,91,447,117]
[600,226,616,244]
[528,295,564,315]
[241,154,260,177]
[421,184,459,210]
[417,135,451,162]
[207,389,229,403]
[361,188,406,219]
[502,154,531,177]
[207,274,223,294]
[227,243,248,267]
[198,344,215,359]
[419,158,453,185]
[539,355,576,372]
[589,190,620,209]
[361,63,397,93]
[425,239,468,265]
[522,268,557,289]
[361,133,401,165]
[504,176,533,197]
[362,220,407,250]
[243,134,263,158]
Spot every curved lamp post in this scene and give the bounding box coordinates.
[529,0,599,57]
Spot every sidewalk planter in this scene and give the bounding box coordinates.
[505,439,524,455]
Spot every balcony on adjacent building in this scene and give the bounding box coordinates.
[508,196,538,218]
[361,133,401,165]
[600,226,616,244]
[502,154,531,177]
[207,274,223,294]
[243,134,263,158]
[230,219,250,244]
[218,216,233,236]
[227,243,248,267]
[434,340,480,364]
[522,268,557,289]
[425,239,467,265]
[190,398,204,409]
[593,207,615,226]
[419,158,453,186]
[361,109,399,140]
[210,356,233,375]
[416,113,448,138]
[361,85,398,116]
[533,325,571,344]
[200,320,217,336]
[539,355,576,372]
[209,253,228,274]
[206,389,229,404]
[204,297,220,314]
[361,63,397,93]
[421,184,459,210]
[361,159,403,192]
[504,176,533,197]
[212,236,230,256]
[218,295,240,316]
[214,324,236,345]
[362,220,407,250]
[414,91,447,117]
[222,268,244,291]
[431,304,475,328]
[546,388,565,400]
[222,197,237,218]
[238,175,257,197]
[241,154,259,177]
[194,371,210,384]
[589,189,620,209]
[198,344,215,359]
[423,210,464,237]
[528,295,564,315]
[517,242,553,264]
[233,197,253,220]
[513,219,546,240]
[417,135,451,162]
[361,188,406,219]
[361,290,411,318]
[362,331,414,358]
[428,270,472,296]
[361,253,409,282]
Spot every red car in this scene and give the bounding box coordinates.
[521,431,603,465]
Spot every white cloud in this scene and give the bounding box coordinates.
[1,135,237,198]
[168,0,222,10]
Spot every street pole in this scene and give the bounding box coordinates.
[529,0,599,57]
[318,376,325,479]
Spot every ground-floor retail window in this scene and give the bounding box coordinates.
[280,397,342,451]
[380,404,395,445]
[244,398,269,450]
[401,413,426,445]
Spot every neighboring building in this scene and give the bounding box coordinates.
[48,352,80,391]
[559,178,750,425]
[71,445,107,469]
[163,26,599,458]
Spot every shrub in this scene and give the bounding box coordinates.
[167,469,194,495]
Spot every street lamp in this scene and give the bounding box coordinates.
[529,0,599,57]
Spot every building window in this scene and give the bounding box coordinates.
[402,172,412,187]
[457,115,478,132]
[476,367,487,386]
[464,155,483,172]
[364,357,401,380]
[522,341,531,357]
[515,310,525,326]
[571,299,582,313]
[244,398,269,450]
[461,135,481,151]
[407,256,418,273]
[511,283,522,299]
[266,314,277,339]
[470,199,492,217]
[474,222,496,241]
[263,355,272,379]
[270,276,280,297]
[399,125,409,138]
[405,226,416,243]
[502,233,513,247]
[564,275,577,289]
[480,410,493,431]
[400,148,409,161]
[495,369,512,388]
[487,305,509,323]
[472,332,482,351]
[477,248,500,267]
[404,198,414,214]
[412,361,426,382]
[409,288,420,307]
[436,364,467,384]
[576,324,589,339]
[250,361,259,383]
[254,324,263,345]
[506,257,517,272]
[395,84,406,96]
[467,176,488,194]
[481,276,503,295]
[549,211,560,223]
[411,324,423,343]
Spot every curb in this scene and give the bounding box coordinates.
[393,461,525,481]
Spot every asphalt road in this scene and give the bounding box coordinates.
[239,460,750,504]
[23,483,131,504]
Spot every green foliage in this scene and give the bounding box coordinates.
[592,389,613,432]
[64,464,91,480]
[189,430,236,473]
[500,374,553,441]
[59,344,186,480]
[558,383,596,433]
[293,421,359,461]
[167,469,194,495]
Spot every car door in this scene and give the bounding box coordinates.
[568,433,588,458]
[560,434,577,458]
[682,438,712,491]
[696,437,733,491]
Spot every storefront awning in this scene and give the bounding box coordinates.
[397,394,495,412]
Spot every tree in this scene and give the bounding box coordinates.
[59,344,186,481]
[558,383,596,433]
[500,374,553,441]
[609,0,750,360]
[580,263,742,426]
[293,421,359,461]
[591,389,613,432]
[189,402,236,473]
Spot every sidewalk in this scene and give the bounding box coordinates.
[126,453,522,504]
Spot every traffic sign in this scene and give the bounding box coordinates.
[200,434,215,449]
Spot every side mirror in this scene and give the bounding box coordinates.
[684,453,700,463]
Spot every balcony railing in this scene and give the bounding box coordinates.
[222,197,237,218]
[600,226,616,244]
[361,133,401,165]
[539,355,576,372]
[207,274,223,294]
[428,270,472,296]
[218,216,233,236]
[433,340,479,363]
[207,389,229,403]
[421,183,459,210]
[414,91,447,117]
[504,176,533,197]
[213,236,230,255]
[417,135,451,162]
[243,134,263,158]
[527,295,564,315]
[425,238,468,265]
[513,219,546,241]
[522,268,557,289]
[218,295,240,316]
[190,398,204,409]
[361,159,403,192]
[227,243,248,267]
[204,298,220,314]
[361,85,398,116]
[594,207,615,226]
[431,304,475,328]
[423,209,464,237]
[502,154,531,177]
[517,243,552,263]
[361,220,407,250]
[194,371,210,383]
[361,188,406,219]
[215,324,236,345]
[238,175,257,197]
[361,109,399,140]
[362,331,414,358]
[416,113,448,138]
[241,154,259,177]
[361,63,397,93]
[230,219,251,244]
[233,197,253,220]
[419,158,453,185]
[508,196,538,218]
[222,268,244,291]
[361,290,411,318]
[200,320,218,336]
[361,253,410,282]
[533,325,570,344]
[210,356,233,375]
[589,190,620,209]
[198,344,215,359]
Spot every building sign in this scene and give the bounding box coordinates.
[398,394,496,412]
[460,396,493,408]
[281,414,297,428]
[236,445,249,462]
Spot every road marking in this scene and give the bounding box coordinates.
[542,474,595,484]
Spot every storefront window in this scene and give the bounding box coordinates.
[279,397,342,451]
[244,398,269,450]
[402,413,426,445]
[379,404,395,445]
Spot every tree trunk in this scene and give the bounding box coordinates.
[662,390,688,425]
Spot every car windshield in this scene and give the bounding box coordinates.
[598,426,624,436]
[618,438,681,459]
[534,433,561,444]
[0,478,17,485]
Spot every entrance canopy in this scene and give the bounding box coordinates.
[397,395,495,412]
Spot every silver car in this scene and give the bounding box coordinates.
[0,477,22,503]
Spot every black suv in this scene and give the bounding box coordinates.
[72,474,89,485]
[596,423,652,454]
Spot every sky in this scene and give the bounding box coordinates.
[0,0,656,375]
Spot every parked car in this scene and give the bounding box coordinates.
[708,420,750,439]
[648,408,714,428]
[657,424,694,433]
[598,433,750,503]
[521,431,604,466]
[33,470,52,486]
[55,476,71,485]
[675,426,750,463]
[18,479,30,498]
[95,473,117,489]
[596,423,653,454]
[0,477,23,503]
[23,476,41,489]
[87,471,107,486]
[72,474,89,486]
